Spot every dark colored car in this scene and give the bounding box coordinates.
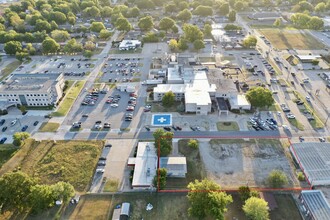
[164,127,171,131]
[44,114,52,118]
[33,121,39,126]
[0,137,7,144]
[0,119,5,126]
[252,125,260,131]
[21,125,28,131]
[176,126,182,130]
[95,121,102,124]
[99,156,107,160]
[145,126,150,131]
[172,126,177,131]
[2,126,7,132]
[97,161,106,166]
[105,144,112,148]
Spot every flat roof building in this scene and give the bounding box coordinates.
[119,40,141,51]
[160,157,187,178]
[300,190,330,220]
[127,142,157,189]
[290,143,330,186]
[0,73,64,107]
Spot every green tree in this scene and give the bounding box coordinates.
[4,41,22,55]
[311,59,319,65]
[35,19,51,32]
[238,186,252,201]
[138,16,154,31]
[49,11,67,25]
[153,168,167,190]
[193,5,213,17]
[159,17,175,33]
[99,29,112,39]
[183,24,204,43]
[177,9,192,22]
[128,7,140,17]
[267,170,288,188]
[0,171,36,212]
[307,16,324,30]
[50,20,58,31]
[193,39,205,51]
[51,181,75,203]
[83,6,101,17]
[224,24,242,31]
[162,91,175,107]
[219,3,229,15]
[63,38,83,53]
[242,35,257,48]
[42,37,60,54]
[143,32,159,42]
[243,197,270,220]
[153,128,173,156]
[291,13,311,28]
[178,38,188,50]
[16,51,29,61]
[273,18,281,27]
[101,6,113,18]
[115,17,132,32]
[168,39,179,51]
[204,24,212,37]
[165,3,177,14]
[50,30,70,42]
[68,16,76,25]
[188,139,198,149]
[315,2,326,13]
[83,50,93,58]
[13,132,30,146]
[234,1,246,11]
[28,184,54,213]
[90,21,106,32]
[136,0,155,10]
[246,87,274,108]
[187,179,233,219]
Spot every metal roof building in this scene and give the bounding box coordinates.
[300,190,330,220]
[290,143,330,186]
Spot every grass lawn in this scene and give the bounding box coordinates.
[0,145,19,168]
[217,122,240,131]
[293,91,324,129]
[270,194,302,220]
[288,118,305,131]
[52,80,86,117]
[103,179,119,192]
[258,29,324,50]
[0,139,104,192]
[67,195,113,220]
[151,102,185,113]
[38,122,60,132]
[0,60,22,81]
[111,192,192,220]
[166,140,206,189]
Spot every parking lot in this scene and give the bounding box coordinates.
[13,56,97,79]
[99,57,143,83]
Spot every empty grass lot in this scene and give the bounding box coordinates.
[0,139,104,192]
[259,29,324,50]
[0,60,22,81]
[52,80,85,117]
[38,122,60,132]
[103,179,119,192]
[0,145,18,168]
[217,122,240,131]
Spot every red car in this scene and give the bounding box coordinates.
[129,93,137,97]
[106,99,113,104]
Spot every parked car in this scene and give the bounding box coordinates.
[98,161,106,166]
[164,127,171,131]
[2,126,7,132]
[0,119,5,126]
[0,137,7,144]
[11,120,17,126]
[319,137,326,142]
[96,168,105,173]
[33,121,39,126]
[95,121,102,124]
[110,103,119,108]
[103,123,111,128]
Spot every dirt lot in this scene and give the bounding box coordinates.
[199,139,298,188]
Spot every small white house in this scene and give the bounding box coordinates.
[119,40,141,51]
[160,157,187,178]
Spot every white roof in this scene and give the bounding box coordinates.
[185,90,211,106]
[167,67,183,82]
[160,157,187,173]
[119,40,141,48]
[296,55,321,60]
[130,142,157,187]
[154,84,186,93]
[229,94,250,107]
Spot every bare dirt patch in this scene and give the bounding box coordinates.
[199,139,298,188]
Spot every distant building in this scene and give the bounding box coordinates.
[119,40,141,51]
[300,190,330,220]
[296,55,322,63]
[248,12,282,21]
[0,73,64,107]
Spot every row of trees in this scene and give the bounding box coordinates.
[0,171,75,214]
[291,13,324,30]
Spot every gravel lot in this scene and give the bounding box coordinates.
[199,139,298,188]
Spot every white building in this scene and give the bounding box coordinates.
[153,70,216,115]
[160,157,187,178]
[228,94,251,110]
[119,40,141,51]
[0,73,64,107]
[128,142,158,189]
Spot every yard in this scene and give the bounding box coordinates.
[0,60,22,81]
[199,139,299,188]
[52,80,86,117]
[165,139,206,190]
[258,29,324,50]
[217,122,240,131]
[0,139,104,192]
[38,122,60,132]
[151,101,185,113]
